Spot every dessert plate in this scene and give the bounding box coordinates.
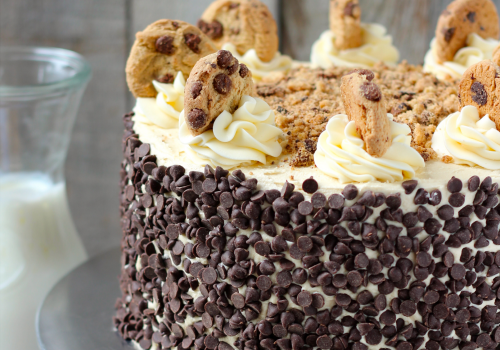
[37,247,134,350]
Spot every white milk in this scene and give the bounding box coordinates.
[0,173,87,350]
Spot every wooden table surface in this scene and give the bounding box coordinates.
[0,0,497,257]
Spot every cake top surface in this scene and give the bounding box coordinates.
[257,62,460,167]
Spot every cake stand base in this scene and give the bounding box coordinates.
[37,247,134,350]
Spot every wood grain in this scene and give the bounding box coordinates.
[1,0,500,257]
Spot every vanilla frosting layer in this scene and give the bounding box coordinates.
[178,95,283,168]
[314,114,425,183]
[310,23,400,69]
[424,33,500,80]
[133,71,185,129]
[432,105,500,169]
[222,43,293,81]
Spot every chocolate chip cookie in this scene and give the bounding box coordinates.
[184,50,255,136]
[435,0,499,63]
[341,69,392,157]
[197,0,279,62]
[329,0,362,50]
[126,19,217,98]
[458,60,500,129]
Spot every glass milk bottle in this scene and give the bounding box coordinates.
[0,47,91,349]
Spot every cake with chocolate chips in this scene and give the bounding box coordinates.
[115,2,500,350]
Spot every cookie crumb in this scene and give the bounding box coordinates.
[442,155,454,163]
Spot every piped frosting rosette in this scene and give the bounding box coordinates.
[179,95,282,168]
[221,43,292,81]
[315,114,425,183]
[432,106,500,169]
[424,33,500,80]
[310,23,400,69]
[133,72,185,129]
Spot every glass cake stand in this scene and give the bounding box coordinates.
[36,246,135,350]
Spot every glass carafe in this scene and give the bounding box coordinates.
[0,46,91,350]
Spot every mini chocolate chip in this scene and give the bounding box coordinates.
[402,180,418,194]
[468,176,480,191]
[217,50,234,68]
[437,205,454,220]
[449,193,465,207]
[365,329,382,345]
[213,73,232,94]
[335,293,351,308]
[297,236,313,252]
[191,81,203,99]
[386,193,401,209]
[447,177,463,193]
[317,335,333,349]
[302,177,318,194]
[328,194,345,209]
[343,185,358,200]
[155,35,175,54]
[347,271,363,287]
[184,33,201,53]
[256,275,272,291]
[187,108,207,129]
[450,264,466,280]
[311,192,326,208]
[380,310,396,325]
[298,201,313,216]
[298,290,313,307]
[428,190,442,206]
[400,300,417,316]
[360,82,382,101]
[471,81,487,106]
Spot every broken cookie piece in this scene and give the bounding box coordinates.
[329,0,362,50]
[184,50,255,135]
[341,69,392,157]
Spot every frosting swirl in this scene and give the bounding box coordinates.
[424,33,500,80]
[314,114,425,183]
[432,105,500,169]
[133,71,185,128]
[222,43,293,81]
[179,95,283,167]
[310,23,399,69]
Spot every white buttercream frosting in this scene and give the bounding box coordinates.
[133,71,185,128]
[221,43,293,81]
[424,33,500,80]
[314,114,425,183]
[310,23,400,69]
[432,105,500,169]
[179,95,283,168]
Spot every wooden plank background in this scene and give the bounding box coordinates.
[1,0,498,258]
